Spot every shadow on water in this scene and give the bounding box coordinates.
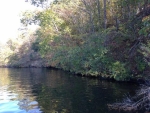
[0,68,139,113]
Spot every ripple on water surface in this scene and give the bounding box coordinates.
[0,68,139,113]
[0,69,42,113]
[0,85,42,113]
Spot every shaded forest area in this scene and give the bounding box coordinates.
[1,0,150,82]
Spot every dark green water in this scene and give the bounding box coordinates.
[0,68,138,113]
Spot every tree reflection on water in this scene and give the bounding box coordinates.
[18,97,40,113]
[0,68,42,113]
[0,68,139,113]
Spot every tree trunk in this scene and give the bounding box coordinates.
[103,0,107,29]
[80,0,95,33]
[96,0,101,29]
[115,16,119,32]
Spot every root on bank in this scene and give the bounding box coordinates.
[108,81,150,112]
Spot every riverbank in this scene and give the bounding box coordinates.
[0,65,145,85]
[1,1,150,82]
[1,30,150,82]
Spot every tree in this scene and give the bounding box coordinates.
[103,0,107,29]
[96,0,101,29]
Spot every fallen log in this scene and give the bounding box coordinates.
[108,81,150,112]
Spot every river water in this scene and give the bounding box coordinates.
[0,68,139,113]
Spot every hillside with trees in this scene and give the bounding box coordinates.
[1,0,150,82]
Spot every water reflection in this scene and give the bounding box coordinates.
[0,68,41,113]
[0,68,139,113]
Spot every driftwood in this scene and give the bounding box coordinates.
[108,81,150,112]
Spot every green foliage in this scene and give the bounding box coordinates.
[32,38,41,52]
[48,31,131,81]
[110,61,129,81]
[39,37,51,57]
[50,33,108,75]
[138,16,150,37]
[20,11,37,26]
[140,42,150,66]
[135,56,146,72]
[18,0,150,81]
